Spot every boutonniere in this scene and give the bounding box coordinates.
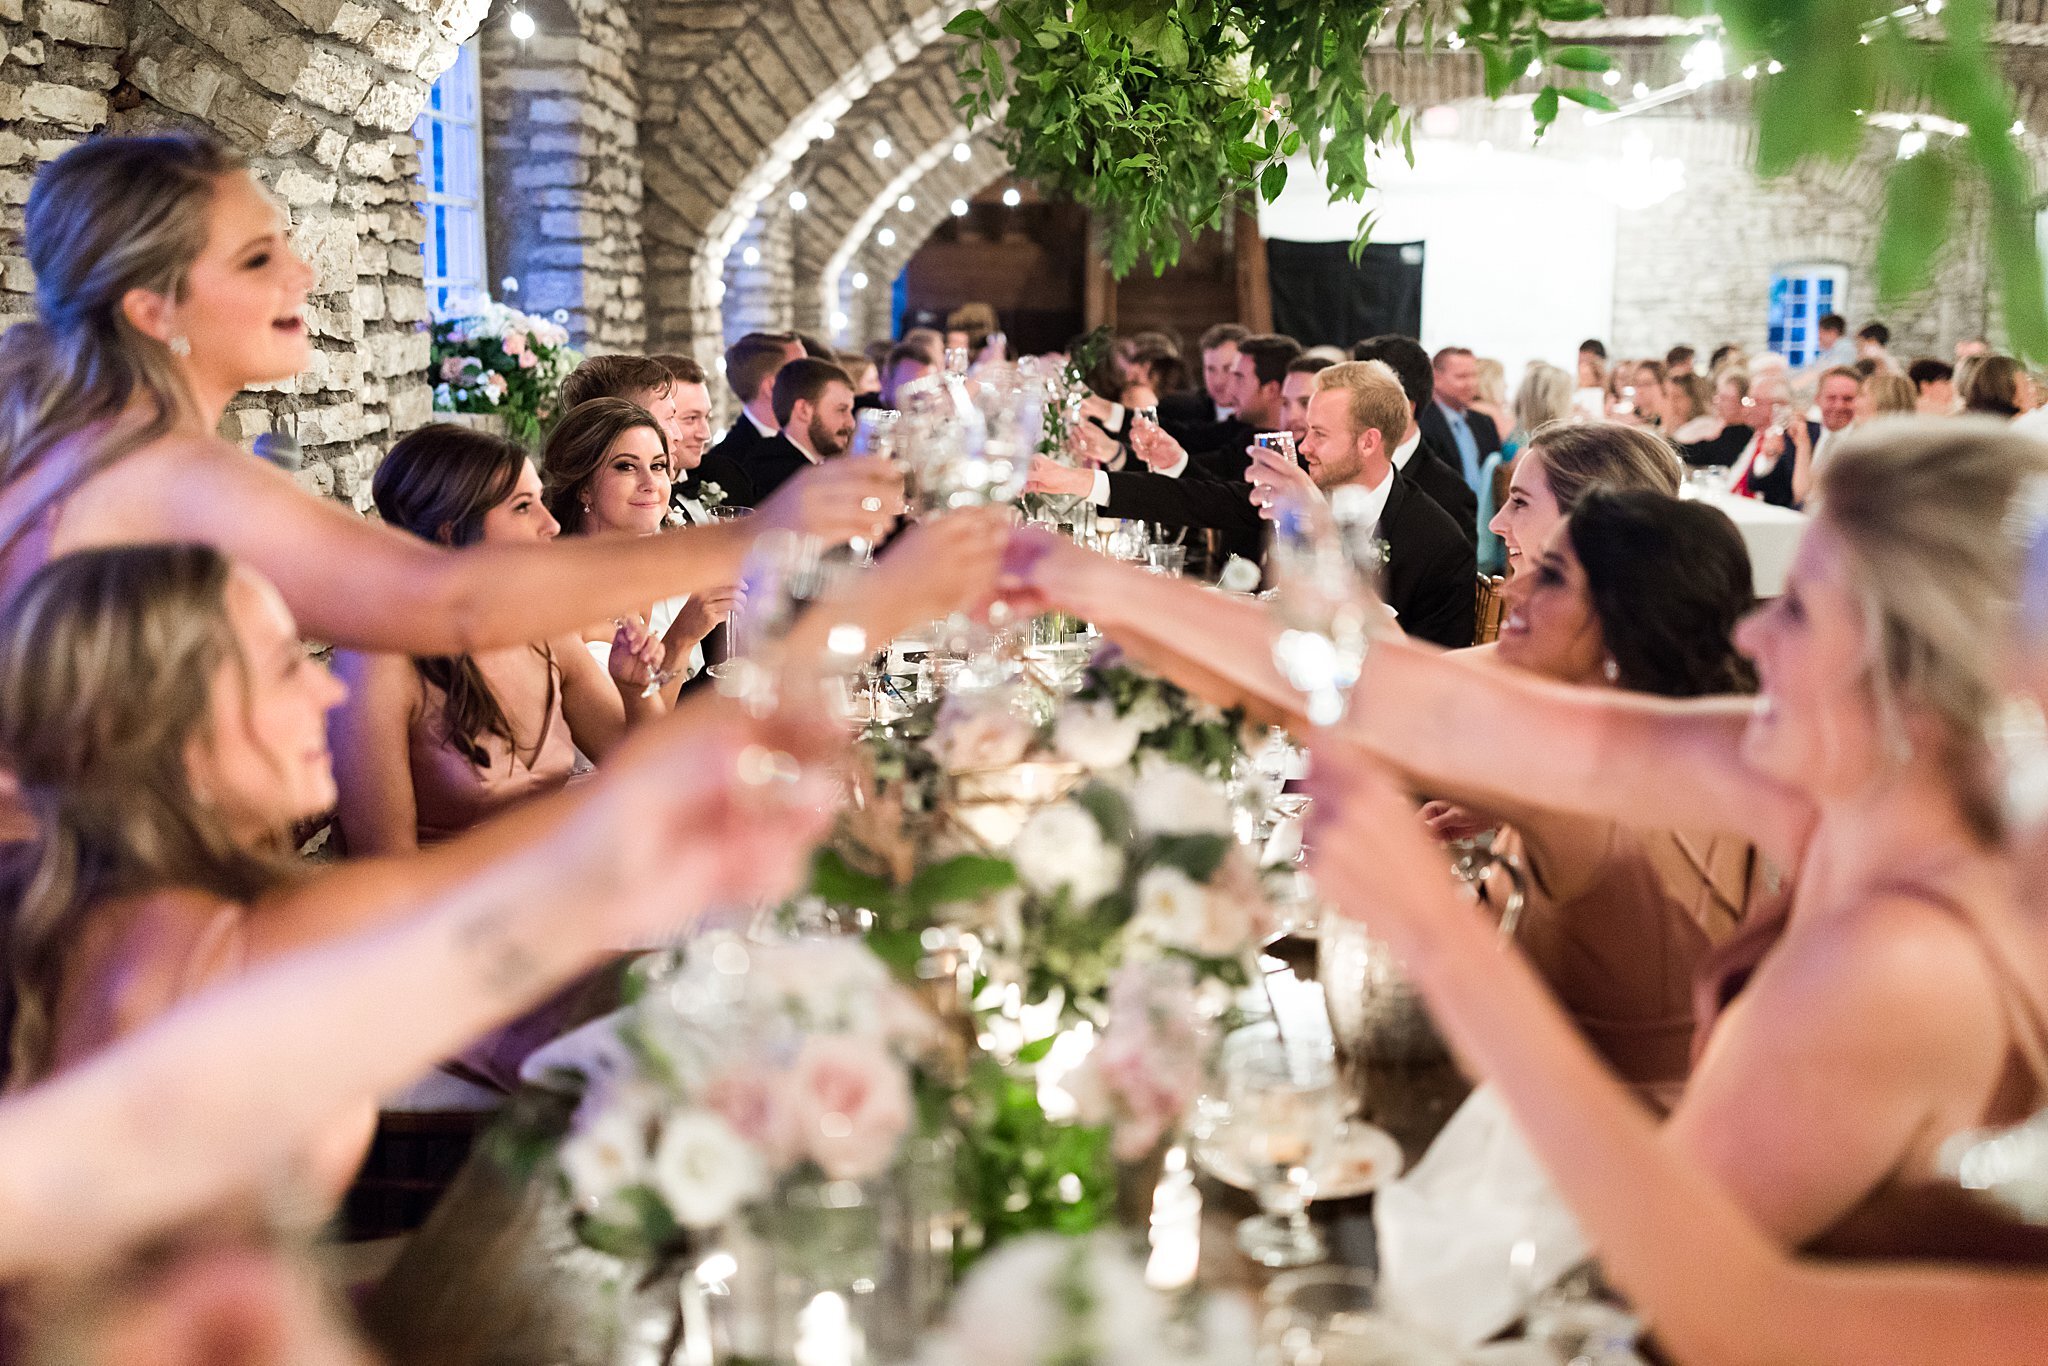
[698,481,728,509]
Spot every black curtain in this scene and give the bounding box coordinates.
[1266,239,1424,349]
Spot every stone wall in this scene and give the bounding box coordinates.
[479,0,645,355]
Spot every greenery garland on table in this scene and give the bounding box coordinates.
[950,0,2048,358]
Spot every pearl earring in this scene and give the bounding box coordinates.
[168,334,191,357]
[1602,657,1620,684]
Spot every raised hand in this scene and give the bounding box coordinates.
[996,523,1115,621]
[669,584,740,647]
[1246,440,1321,521]
[756,458,905,545]
[854,505,1016,636]
[606,613,665,693]
[1129,416,1187,472]
[1025,454,1095,498]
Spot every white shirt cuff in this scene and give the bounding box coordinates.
[1090,471,1111,506]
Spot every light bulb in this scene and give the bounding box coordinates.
[1897,129,1928,159]
[788,189,808,212]
[831,310,849,333]
[876,227,896,247]
[741,246,760,266]
[1603,69,1620,86]
[953,142,972,163]
[1525,60,1542,79]
[1632,81,1649,98]
[852,271,869,290]
[2015,119,2028,137]
[872,137,892,159]
[812,120,835,141]
[1767,59,1784,73]
[508,9,535,40]
[897,194,915,213]
[951,198,969,217]
[1001,187,1022,207]
[1741,64,1758,79]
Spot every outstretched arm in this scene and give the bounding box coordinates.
[1307,743,2048,1366]
[1006,533,1812,865]
[99,439,902,655]
[0,704,836,1278]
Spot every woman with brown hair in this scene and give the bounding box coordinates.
[541,398,737,698]
[0,133,897,828]
[328,423,664,856]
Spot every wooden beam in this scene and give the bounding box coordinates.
[1234,207,1272,333]
[1084,212,1117,331]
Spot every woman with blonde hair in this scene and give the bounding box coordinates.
[1470,356,1514,444]
[1857,372,1919,423]
[1475,361,1576,574]
[1001,417,2048,1267]
[0,134,895,837]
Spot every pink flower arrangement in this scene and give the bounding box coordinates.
[1069,959,1211,1159]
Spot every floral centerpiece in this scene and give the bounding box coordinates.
[429,301,583,443]
[536,933,934,1264]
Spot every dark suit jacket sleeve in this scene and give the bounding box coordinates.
[1100,467,1261,536]
[1407,453,1478,545]
[1382,480,1478,650]
[1469,409,1503,457]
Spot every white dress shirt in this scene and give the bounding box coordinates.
[1331,462,1396,538]
[741,407,777,439]
[1390,429,1423,472]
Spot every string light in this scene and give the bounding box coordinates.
[508,8,535,40]
[811,120,836,141]
[951,197,969,216]
[1767,59,1784,74]
[1632,80,1650,98]
[1525,60,1543,79]
[1897,128,1928,158]
[876,227,896,246]
[852,271,869,290]
[897,194,916,213]
[1681,36,1725,86]
[831,310,849,332]
[952,142,972,163]
[741,245,760,266]
[1741,64,1758,79]
[1603,69,1620,86]
[787,189,807,212]
[1445,33,1464,50]
[1001,187,1022,207]
[872,137,892,158]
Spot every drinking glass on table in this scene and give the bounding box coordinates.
[1258,1268,1392,1366]
[1143,542,1187,576]
[1226,1028,1341,1268]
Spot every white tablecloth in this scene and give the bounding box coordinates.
[1683,490,1807,597]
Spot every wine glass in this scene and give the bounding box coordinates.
[1224,1028,1341,1268]
[715,529,867,718]
[1266,496,1377,727]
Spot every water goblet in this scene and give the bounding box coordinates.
[1225,1028,1341,1268]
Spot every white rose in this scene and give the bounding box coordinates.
[650,1110,769,1229]
[933,693,1038,772]
[1129,753,1234,838]
[1054,697,1143,770]
[1012,802,1123,907]
[559,1102,649,1206]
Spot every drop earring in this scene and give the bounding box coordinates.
[1602,657,1620,684]
[168,334,191,357]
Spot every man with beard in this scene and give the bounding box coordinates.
[744,358,859,502]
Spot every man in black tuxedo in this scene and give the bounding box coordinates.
[1156,322,1249,434]
[742,357,857,502]
[1350,335,1478,543]
[1417,345,1501,494]
[707,331,805,504]
[1029,335,1302,566]
[1248,359,1475,649]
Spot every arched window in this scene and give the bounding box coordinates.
[1767,262,1848,367]
[415,40,487,318]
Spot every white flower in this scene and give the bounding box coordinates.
[559,1101,649,1205]
[932,691,1037,772]
[1125,690,1173,736]
[1054,696,1143,770]
[1012,801,1123,906]
[1132,865,1246,958]
[650,1110,768,1228]
[1129,752,1234,837]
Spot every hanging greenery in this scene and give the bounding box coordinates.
[948,0,2048,357]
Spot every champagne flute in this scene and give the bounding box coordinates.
[1266,495,1377,727]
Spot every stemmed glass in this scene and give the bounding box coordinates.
[715,529,868,719]
[1266,496,1379,727]
[1224,1028,1341,1268]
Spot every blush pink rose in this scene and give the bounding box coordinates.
[787,1035,912,1180]
[703,1067,803,1168]
[501,330,528,356]
[518,349,538,369]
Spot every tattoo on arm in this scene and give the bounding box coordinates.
[452,897,549,999]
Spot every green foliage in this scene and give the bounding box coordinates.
[950,0,1596,275]
[945,1056,1113,1258]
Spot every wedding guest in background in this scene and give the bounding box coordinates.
[1245,360,1476,647]
[1963,354,2033,419]
[877,340,938,410]
[1577,338,1608,389]
[1352,334,1479,540]
[1471,356,1514,445]
[1624,358,1671,429]
[1957,336,1991,361]
[1857,373,1918,423]
[1791,365,1864,503]
[541,399,734,700]
[333,423,666,856]
[0,131,896,844]
[1278,354,1333,451]
[1664,372,1718,445]
[1858,321,1898,373]
[1422,345,1503,492]
[740,357,859,501]
[840,349,879,398]
[644,354,740,521]
[1505,360,1575,459]
[1678,369,1756,468]
[1708,341,1746,374]
[943,302,1000,359]
[1732,369,1816,508]
[1813,312,1858,368]
[1666,345,1697,379]
[1909,357,1958,415]
[705,331,806,492]
[1159,322,1248,428]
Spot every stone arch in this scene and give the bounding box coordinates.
[635,0,992,370]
